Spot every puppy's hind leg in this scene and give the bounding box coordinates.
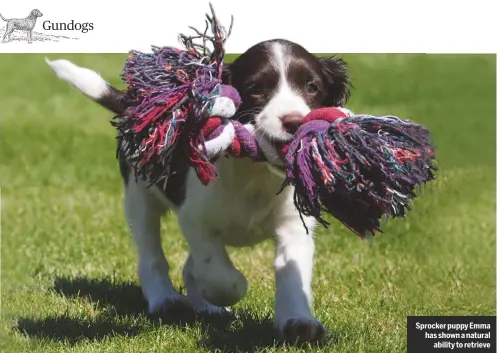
[124,178,192,318]
[27,30,32,43]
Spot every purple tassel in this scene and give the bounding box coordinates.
[281,110,437,237]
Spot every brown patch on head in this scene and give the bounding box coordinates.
[223,39,352,125]
[284,41,351,108]
[223,42,281,124]
[316,55,352,107]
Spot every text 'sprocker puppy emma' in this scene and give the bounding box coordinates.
[47,39,351,344]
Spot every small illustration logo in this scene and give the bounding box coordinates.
[1,9,43,43]
[0,9,92,44]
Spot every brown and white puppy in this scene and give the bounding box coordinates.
[0,9,43,43]
[46,38,351,344]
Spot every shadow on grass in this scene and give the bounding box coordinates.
[15,276,281,352]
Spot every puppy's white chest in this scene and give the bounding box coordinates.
[182,158,288,247]
[208,185,278,246]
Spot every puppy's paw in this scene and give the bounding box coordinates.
[193,301,231,316]
[278,318,328,345]
[196,267,248,307]
[148,294,194,322]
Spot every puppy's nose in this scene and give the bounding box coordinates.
[281,112,304,134]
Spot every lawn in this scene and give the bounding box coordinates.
[0,53,495,353]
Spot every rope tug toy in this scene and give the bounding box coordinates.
[112,3,437,237]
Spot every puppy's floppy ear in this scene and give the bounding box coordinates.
[319,56,352,107]
[221,63,232,85]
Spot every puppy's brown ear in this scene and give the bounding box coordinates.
[221,63,232,84]
[319,56,352,107]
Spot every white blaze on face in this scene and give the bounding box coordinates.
[255,42,311,143]
[253,42,311,167]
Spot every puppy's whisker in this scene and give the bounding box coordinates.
[260,129,269,143]
[236,109,261,121]
[251,126,265,136]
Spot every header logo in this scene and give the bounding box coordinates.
[0,9,94,43]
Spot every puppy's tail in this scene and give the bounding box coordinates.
[0,14,7,21]
[45,58,126,115]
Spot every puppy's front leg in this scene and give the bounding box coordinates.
[182,254,230,315]
[274,217,327,344]
[178,220,248,308]
[124,181,189,315]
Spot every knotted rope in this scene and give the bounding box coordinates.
[112,3,437,237]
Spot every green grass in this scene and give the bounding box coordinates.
[0,53,495,353]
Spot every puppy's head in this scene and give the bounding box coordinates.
[31,9,43,18]
[223,39,351,150]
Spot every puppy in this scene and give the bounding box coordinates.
[46,38,351,344]
[0,9,43,43]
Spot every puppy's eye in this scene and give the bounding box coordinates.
[305,81,319,94]
[246,84,265,98]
